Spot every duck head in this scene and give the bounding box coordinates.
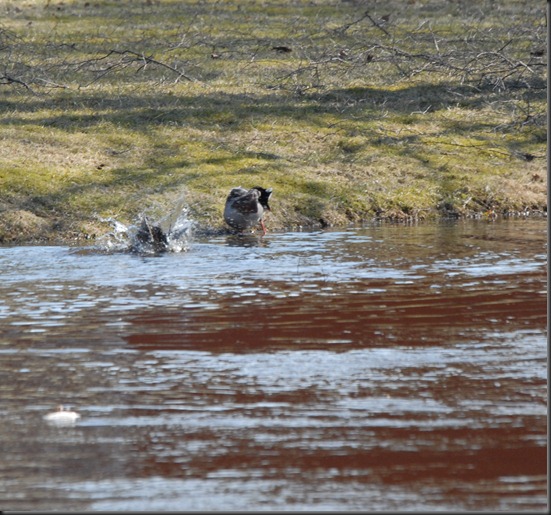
[252,186,273,211]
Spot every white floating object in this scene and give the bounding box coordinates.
[43,405,81,426]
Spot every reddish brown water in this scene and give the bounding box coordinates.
[0,218,546,510]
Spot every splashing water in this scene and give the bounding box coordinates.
[96,195,194,254]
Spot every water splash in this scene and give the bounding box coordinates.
[96,195,194,254]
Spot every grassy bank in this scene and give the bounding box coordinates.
[0,0,546,243]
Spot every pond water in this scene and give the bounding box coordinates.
[0,218,547,511]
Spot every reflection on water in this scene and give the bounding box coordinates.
[0,218,547,511]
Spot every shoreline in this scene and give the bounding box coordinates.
[0,206,546,247]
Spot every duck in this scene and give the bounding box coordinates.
[133,195,190,253]
[223,186,273,235]
[43,405,81,425]
[134,215,169,252]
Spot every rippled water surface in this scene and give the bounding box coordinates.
[0,218,547,511]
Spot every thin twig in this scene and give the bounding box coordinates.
[364,12,392,38]
[74,49,196,83]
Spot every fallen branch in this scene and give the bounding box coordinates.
[75,48,196,85]
[335,10,391,38]
[0,74,35,92]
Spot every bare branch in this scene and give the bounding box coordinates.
[74,49,196,85]
[364,12,392,39]
[0,74,35,93]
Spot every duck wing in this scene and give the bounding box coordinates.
[230,189,262,214]
[136,216,169,251]
[226,186,248,201]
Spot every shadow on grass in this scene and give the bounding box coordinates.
[1,78,545,238]
[1,80,545,130]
